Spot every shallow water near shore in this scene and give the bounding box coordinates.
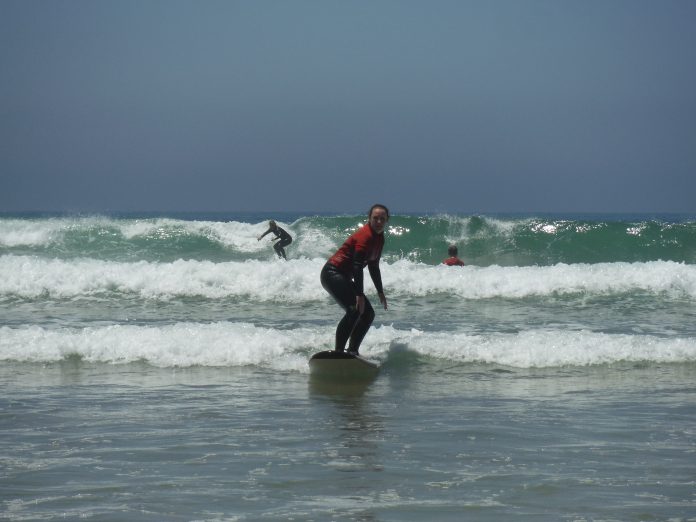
[2,359,695,521]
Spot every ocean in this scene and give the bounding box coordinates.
[1,212,695,521]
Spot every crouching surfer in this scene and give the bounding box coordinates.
[258,220,292,260]
[320,204,389,355]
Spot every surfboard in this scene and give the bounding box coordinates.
[309,350,379,380]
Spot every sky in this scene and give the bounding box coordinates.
[1,0,695,214]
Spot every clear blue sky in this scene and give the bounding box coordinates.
[1,0,695,214]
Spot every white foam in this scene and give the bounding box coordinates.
[386,327,696,367]
[0,217,309,256]
[0,219,64,247]
[2,323,695,369]
[0,323,323,371]
[292,220,342,259]
[2,255,695,301]
[119,218,279,254]
[118,218,182,239]
[388,259,696,299]
[0,255,327,301]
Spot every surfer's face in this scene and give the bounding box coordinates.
[369,207,388,234]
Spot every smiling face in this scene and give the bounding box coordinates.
[368,206,389,235]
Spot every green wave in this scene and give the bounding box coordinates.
[1,213,694,266]
[372,215,696,265]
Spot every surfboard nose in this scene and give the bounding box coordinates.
[309,350,379,381]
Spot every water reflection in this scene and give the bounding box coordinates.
[308,372,377,398]
[308,372,385,518]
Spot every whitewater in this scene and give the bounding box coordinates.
[2,256,696,301]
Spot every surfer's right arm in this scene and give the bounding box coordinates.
[257,228,271,241]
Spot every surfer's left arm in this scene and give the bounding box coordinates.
[368,262,387,310]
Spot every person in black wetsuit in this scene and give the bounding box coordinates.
[320,204,389,355]
[258,220,292,260]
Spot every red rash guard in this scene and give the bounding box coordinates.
[443,257,465,266]
[328,223,384,296]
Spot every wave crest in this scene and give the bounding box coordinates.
[2,255,695,301]
[2,214,695,265]
[2,323,695,369]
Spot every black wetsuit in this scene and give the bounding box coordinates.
[320,263,376,354]
[260,226,292,259]
[320,223,384,354]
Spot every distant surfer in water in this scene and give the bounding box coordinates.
[442,244,465,266]
[320,204,389,355]
[258,220,292,260]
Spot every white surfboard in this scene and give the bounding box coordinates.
[309,350,379,380]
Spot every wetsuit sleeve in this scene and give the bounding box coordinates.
[368,262,384,294]
[259,228,271,239]
[352,250,366,295]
